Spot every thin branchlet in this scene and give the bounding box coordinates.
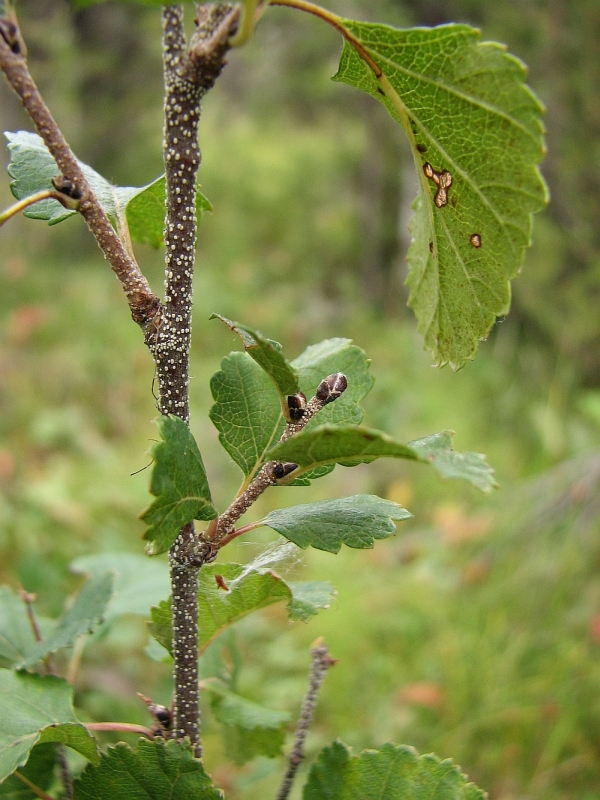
[159,3,238,755]
[276,641,337,800]
[212,373,348,543]
[0,19,161,343]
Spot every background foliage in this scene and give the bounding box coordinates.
[0,0,599,798]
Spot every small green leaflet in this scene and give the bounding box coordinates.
[0,671,99,784]
[73,739,222,800]
[18,573,114,669]
[267,424,497,492]
[303,740,485,800]
[209,337,373,483]
[259,495,411,553]
[210,315,299,403]
[202,678,290,765]
[331,20,547,367]
[4,131,210,247]
[149,561,335,654]
[0,744,56,800]
[141,415,217,555]
[0,588,50,669]
[71,553,170,621]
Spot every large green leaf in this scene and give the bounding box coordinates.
[71,553,170,621]
[331,21,547,367]
[259,495,411,554]
[4,131,210,246]
[202,678,290,765]
[149,561,334,654]
[73,739,222,800]
[209,338,374,484]
[0,744,56,800]
[303,740,485,800]
[211,315,299,403]
[0,670,98,783]
[267,424,496,491]
[141,415,217,556]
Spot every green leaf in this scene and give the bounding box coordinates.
[0,744,56,800]
[210,315,299,403]
[149,561,334,654]
[18,573,114,669]
[4,132,210,245]
[267,424,497,492]
[209,352,285,481]
[0,588,41,669]
[140,415,217,556]
[259,495,411,554]
[0,670,98,783]
[71,553,170,621]
[209,338,373,484]
[332,21,547,367]
[73,738,222,800]
[202,678,290,765]
[303,740,485,800]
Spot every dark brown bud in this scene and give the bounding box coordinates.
[51,175,82,201]
[150,704,173,730]
[273,461,298,480]
[316,373,347,405]
[0,20,22,54]
[287,392,307,421]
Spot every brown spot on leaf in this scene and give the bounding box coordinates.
[214,575,230,592]
[423,164,453,208]
[470,233,482,248]
[416,143,427,154]
[429,241,434,255]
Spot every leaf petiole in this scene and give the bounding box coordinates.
[0,189,77,227]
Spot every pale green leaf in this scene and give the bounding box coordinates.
[0,588,41,669]
[141,415,217,556]
[0,744,56,800]
[259,495,411,554]
[149,562,334,654]
[303,740,485,800]
[0,670,98,783]
[267,424,496,491]
[71,553,170,621]
[4,132,210,245]
[332,21,547,367]
[209,338,373,484]
[211,315,299,402]
[18,573,114,668]
[202,678,290,765]
[73,739,222,800]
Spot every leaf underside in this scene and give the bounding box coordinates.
[333,21,547,367]
[303,740,486,800]
[149,562,335,654]
[4,131,210,247]
[260,495,411,553]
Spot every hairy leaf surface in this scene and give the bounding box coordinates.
[260,495,411,553]
[149,562,334,654]
[303,740,485,800]
[202,678,290,765]
[18,573,114,668]
[0,671,98,783]
[268,424,496,491]
[4,132,210,245]
[332,21,547,367]
[73,739,222,800]
[141,415,217,555]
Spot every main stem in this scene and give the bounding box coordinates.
[159,3,237,754]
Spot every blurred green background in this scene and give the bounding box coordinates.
[1,0,600,797]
